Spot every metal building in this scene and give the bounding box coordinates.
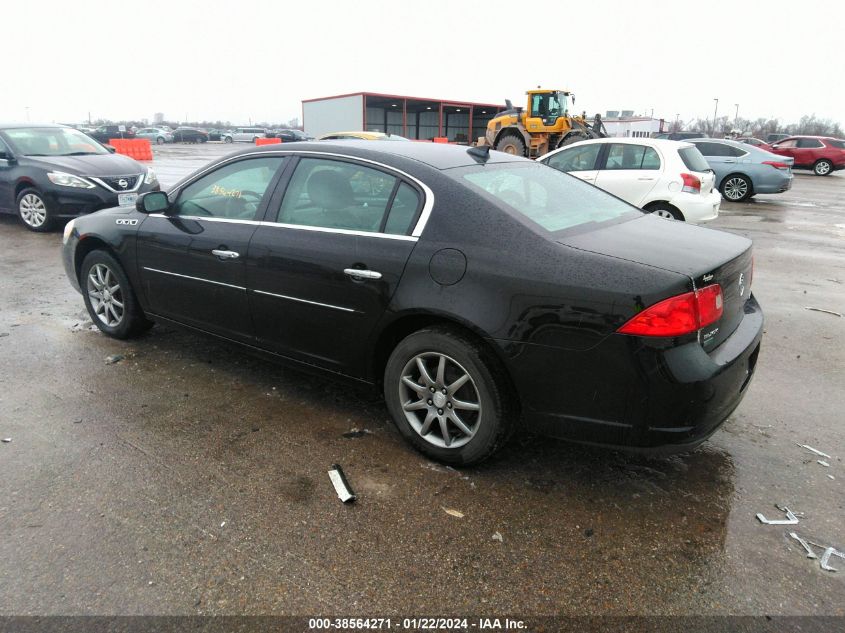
[302,92,504,143]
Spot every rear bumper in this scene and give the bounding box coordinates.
[754,172,793,194]
[670,190,721,223]
[499,294,764,453]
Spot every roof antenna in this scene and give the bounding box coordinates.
[467,145,490,163]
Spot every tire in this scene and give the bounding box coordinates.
[224,136,233,144]
[814,159,832,176]
[495,134,526,156]
[16,188,54,232]
[383,325,517,465]
[156,136,165,145]
[720,174,752,202]
[80,250,153,340]
[557,132,588,149]
[647,202,684,221]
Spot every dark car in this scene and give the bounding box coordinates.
[172,127,209,143]
[268,128,308,142]
[0,123,160,231]
[653,131,705,140]
[207,129,227,142]
[61,142,762,464]
[87,125,135,144]
[767,136,845,176]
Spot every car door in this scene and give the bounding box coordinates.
[771,138,798,163]
[135,154,288,342]
[246,155,423,375]
[794,138,824,166]
[592,143,661,206]
[543,142,603,184]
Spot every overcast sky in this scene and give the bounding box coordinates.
[4,0,843,127]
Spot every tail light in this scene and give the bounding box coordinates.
[681,173,701,194]
[618,284,724,337]
[762,160,790,170]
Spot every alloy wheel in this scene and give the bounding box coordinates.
[724,177,749,200]
[815,161,831,175]
[87,264,125,327]
[399,352,482,449]
[19,194,47,228]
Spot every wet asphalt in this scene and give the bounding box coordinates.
[0,142,843,616]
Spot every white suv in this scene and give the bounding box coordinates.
[222,127,267,143]
[538,138,720,223]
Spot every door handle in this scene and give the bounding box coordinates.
[212,249,240,260]
[344,268,382,280]
[723,159,736,163]
[637,177,656,181]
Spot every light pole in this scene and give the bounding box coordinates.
[734,103,739,129]
[675,113,680,132]
[712,98,719,134]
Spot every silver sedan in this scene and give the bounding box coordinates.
[688,138,794,202]
[134,127,173,145]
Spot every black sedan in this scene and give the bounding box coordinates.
[61,142,763,464]
[172,127,209,143]
[0,123,160,231]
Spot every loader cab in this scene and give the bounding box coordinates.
[526,90,571,131]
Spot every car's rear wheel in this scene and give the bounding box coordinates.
[384,326,517,465]
[224,136,233,144]
[17,188,54,232]
[495,134,525,156]
[720,174,752,201]
[813,159,832,176]
[646,202,684,221]
[156,136,165,145]
[81,250,153,339]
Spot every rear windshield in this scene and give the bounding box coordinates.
[827,139,845,149]
[456,162,638,233]
[678,146,711,172]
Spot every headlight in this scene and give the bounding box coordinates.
[62,218,76,245]
[144,168,158,185]
[47,171,95,188]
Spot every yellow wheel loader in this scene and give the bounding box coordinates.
[484,88,606,158]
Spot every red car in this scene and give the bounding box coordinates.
[768,136,845,176]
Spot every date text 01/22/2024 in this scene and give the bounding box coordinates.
[308,618,527,630]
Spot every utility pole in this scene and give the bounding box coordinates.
[734,103,739,128]
[25,106,30,121]
[675,113,680,132]
[712,98,719,135]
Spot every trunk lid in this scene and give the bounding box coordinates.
[559,214,753,350]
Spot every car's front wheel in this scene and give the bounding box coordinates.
[81,250,152,339]
[814,159,833,176]
[224,136,233,144]
[720,174,752,202]
[16,188,54,232]
[384,326,517,465]
[156,136,165,145]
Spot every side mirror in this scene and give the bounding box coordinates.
[105,145,116,153]
[0,151,15,163]
[136,191,169,214]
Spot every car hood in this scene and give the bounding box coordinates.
[557,214,751,279]
[25,153,144,176]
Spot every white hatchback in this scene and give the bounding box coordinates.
[538,137,720,223]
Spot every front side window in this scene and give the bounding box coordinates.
[275,158,401,233]
[545,143,601,172]
[459,162,637,233]
[172,156,285,220]
[604,144,660,170]
[530,93,563,120]
[796,138,823,148]
[3,127,107,156]
[776,139,798,148]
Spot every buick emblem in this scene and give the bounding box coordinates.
[117,178,129,189]
[738,272,746,297]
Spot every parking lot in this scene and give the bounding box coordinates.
[0,143,843,616]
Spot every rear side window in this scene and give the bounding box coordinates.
[678,147,711,172]
[604,144,660,170]
[383,182,421,235]
[275,158,398,233]
[694,142,732,157]
[828,139,845,149]
[460,162,637,233]
[545,143,601,172]
[797,138,824,148]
